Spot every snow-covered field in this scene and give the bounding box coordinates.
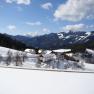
[0,46,94,94]
[0,67,94,94]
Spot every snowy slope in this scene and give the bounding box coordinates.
[57,31,92,42]
[86,48,94,55]
[57,31,94,47]
[0,47,94,94]
[0,67,94,94]
[0,46,94,72]
[0,46,18,56]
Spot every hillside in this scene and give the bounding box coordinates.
[1,31,94,52]
[0,46,94,72]
[14,31,94,51]
[0,33,27,51]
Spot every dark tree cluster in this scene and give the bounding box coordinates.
[0,33,27,51]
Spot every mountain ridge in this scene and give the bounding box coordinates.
[13,31,94,51]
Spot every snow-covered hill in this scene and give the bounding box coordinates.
[57,31,93,44]
[0,46,94,72]
[0,46,94,94]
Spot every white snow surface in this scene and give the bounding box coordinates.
[86,48,94,54]
[53,49,71,53]
[0,47,94,94]
[0,46,94,72]
[57,33,64,39]
[86,32,91,36]
[0,67,94,94]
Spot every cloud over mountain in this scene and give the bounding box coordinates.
[7,25,16,31]
[62,24,94,31]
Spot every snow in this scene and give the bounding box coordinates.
[86,49,94,54]
[25,49,36,54]
[86,32,91,36]
[0,67,94,94]
[0,46,18,56]
[57,33,64,39]
[0,47,94,94]
[65,36,70,39]
[84,63,94,71]
[79,32,91,40]
[75,32,91,42]
[44,50,52,54]
[66,53,73,56]
[53,49,71,53]
[0,46,94,72]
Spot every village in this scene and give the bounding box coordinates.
[0,46,94,71]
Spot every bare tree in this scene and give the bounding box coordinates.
[0,54,2,63]
[22,52,27,62]
[14,52,22,66]
[36,54,43,67]
[6,50,12,66]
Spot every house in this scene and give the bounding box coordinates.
[24,49,36,54]
[84,49,94,64]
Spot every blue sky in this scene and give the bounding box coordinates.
[0,0,94,36]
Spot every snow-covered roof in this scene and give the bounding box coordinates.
[25,49,34,51]
[25,49,36,53]
[45,50,52,54]
[86,49,94,54]
[53,49,71,53]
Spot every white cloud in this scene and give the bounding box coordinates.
[5,0,31,5]
[24,27,51,37]
[16,0,31,5]
[42,28,50,32]
[62,24,94,31]
[7,25,16,31]
[6,0,13,3]
[26,21,42,26]
[24,32,39,37]
[54,0,94,21]
[41,2,52,10]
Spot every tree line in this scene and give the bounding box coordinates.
[0,33,27,51]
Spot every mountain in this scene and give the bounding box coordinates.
[14,31,94,51]
[0,33,27,51]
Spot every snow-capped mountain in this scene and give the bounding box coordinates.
[57,31,93,44]
[14,31,94,50]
